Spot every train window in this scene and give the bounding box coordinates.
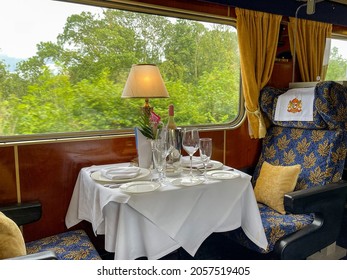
[0,0,240,139]
[326,37,347,81]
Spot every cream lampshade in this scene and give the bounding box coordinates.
[121,64,169,114]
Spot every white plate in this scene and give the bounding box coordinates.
[91,168,150,183]
[120,181,160,193]
[171,177,204,187]
[206,170,240,180]
[181,157,223,171]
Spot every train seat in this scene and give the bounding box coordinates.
[229,81,347,259]
[0,201,101,260]
[24,229,101,260]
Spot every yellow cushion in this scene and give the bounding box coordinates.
[0,212,26,259]
[254,161,301,214]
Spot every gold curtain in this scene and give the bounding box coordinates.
[288,18,332,82]
[236,8,282,139]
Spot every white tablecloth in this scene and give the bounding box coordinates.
[65,163,268,259]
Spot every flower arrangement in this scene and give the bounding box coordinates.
[138,110,163,140]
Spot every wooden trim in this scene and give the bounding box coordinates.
[61,0,236,24]
[14,146,21,203]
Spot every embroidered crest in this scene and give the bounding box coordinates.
[287,97,302,113]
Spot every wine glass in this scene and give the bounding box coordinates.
[158,127,175,165]
[153,128,175,182]
[199,138,212,180]
[152,139,166,183]
[166,129,179,171]
[182,128,200,180]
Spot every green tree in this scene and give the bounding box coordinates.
[111,10,171,64]
[326,46,347,81]
[1,8,240,136]
[164,19,206,83]
[72,70,129,130]
[0,60,8,134]
[56,11,137,83]
[12,67,75,134]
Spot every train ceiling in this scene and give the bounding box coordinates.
[199,0,347,27]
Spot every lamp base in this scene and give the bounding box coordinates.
[142,98,153,116]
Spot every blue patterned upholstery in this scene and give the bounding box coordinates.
[261,81,347,130]
[26,230,101,260]
[230,81,347,254]
[231,204,313,253]
[253,127,346,191]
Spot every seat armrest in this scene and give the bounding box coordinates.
[0,201,42,226]
[284,181,347,214]
[7,251,58,260]
[275,181,347,259]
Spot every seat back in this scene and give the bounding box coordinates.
[0,202,101,260]
[254,81,347,191]
[229,82,347,258]
[253,127,346,191]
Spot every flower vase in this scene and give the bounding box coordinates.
[134,127,153,169]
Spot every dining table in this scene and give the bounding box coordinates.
[65,160,268,260]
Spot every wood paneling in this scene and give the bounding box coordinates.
[135,0,234,18]
[0,146,17,203]
[225,123,261,169]
[199,127,260,169]
[18,137,137,241]
[268,60,298,89]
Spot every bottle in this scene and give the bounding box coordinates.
[167,104,177,129]
[166,104,180,166]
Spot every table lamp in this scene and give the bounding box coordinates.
[122,64,169,115]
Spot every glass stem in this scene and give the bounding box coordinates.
[159,170,163,182]
[204,162,207,180]
[150,140,155,170]
[189,154,193,178]
[162,157,167,182]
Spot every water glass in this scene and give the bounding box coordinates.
[182,128,200,180]
[199,138,212,180]
[152,140,166,182]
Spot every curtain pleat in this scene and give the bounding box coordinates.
[288,18,332,82]
[236,8,282,138]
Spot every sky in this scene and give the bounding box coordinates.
[0,0,347,60]
[331,38,347,59]
[0,0,102,59]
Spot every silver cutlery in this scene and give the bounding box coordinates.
[103,184,121,188]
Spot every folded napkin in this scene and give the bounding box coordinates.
[181,157,213,169]
[101,167,141,180]
[135,127,153,169]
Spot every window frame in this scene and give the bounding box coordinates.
[0,0,244,145]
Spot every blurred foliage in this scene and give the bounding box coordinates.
[0,9,241,136]
[325,46,347,81]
